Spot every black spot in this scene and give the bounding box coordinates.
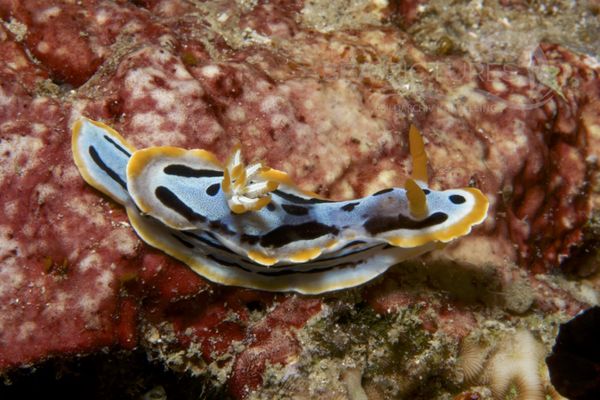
[259,222,339,248]
[372,188,394,196]
[281,204,309,216]
[341,202,359,212]
[546,306,600,400]
[155,186,206,223]
[209,220,235,235]
[449,194,466,204]
[423,189,431,195]
[240,234,260,245]
[363,212,448,235]
[163,164,223,178]
[266,202,276,211]
[206,183,220,196]
[245,301,265,312]
[103,135,131,157]
[273,190,334,204]
[172,234,194,249]
[88,146,126,189]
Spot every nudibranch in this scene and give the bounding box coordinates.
[72,118,488,294]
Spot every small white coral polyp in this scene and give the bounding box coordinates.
[457,338,491,383]
[458,330,555,400]
[484,330,545,399]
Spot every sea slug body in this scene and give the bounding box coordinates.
[72,118,488,294]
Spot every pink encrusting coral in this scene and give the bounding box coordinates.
[0,0,599,398]
[0,0,172,86]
